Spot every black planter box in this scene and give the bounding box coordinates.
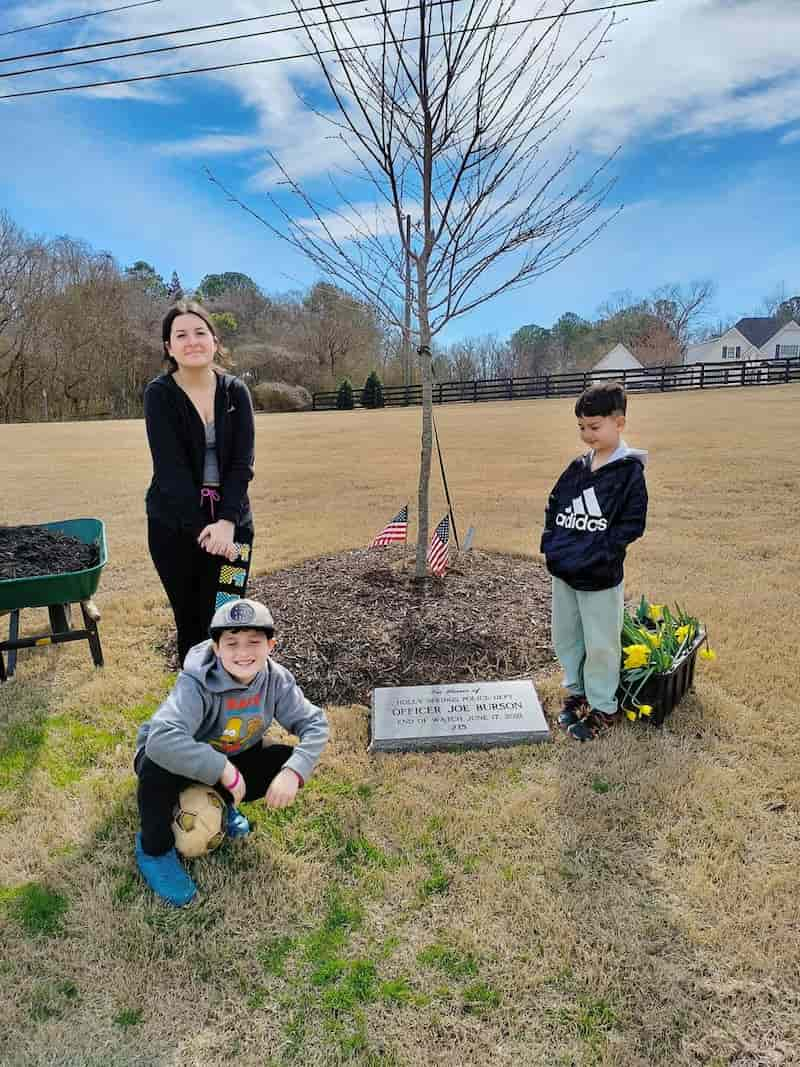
[620,630,705,727]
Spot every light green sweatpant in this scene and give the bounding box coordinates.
[551,576,624,714]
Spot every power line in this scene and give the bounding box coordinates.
[2,1,458,79]
[0,0,659,101]
[0,0,163,39]
[0,0,653,64]
[0,0,384,63]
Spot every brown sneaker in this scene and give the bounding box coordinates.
[557,693,588,730]
[566,708,620,742]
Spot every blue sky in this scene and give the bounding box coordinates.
[2,0,799,342]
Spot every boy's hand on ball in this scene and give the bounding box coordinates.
[220,761,246,806]
[265,769,299,809]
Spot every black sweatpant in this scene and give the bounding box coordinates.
[135,742,295,856]
[148,511,253,665]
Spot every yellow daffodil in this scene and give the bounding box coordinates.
[623,644,650,669]
[700,648,717,661]
[675,624,691,643]
[639,705,653,717]
[645,633,661,648]
[648,604,664,622]
[625,709,638,721]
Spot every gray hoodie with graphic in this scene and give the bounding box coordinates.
[135,641,329,785]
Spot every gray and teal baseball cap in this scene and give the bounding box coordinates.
[209,598,275,637]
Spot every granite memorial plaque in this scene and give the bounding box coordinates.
[368,679,550,753]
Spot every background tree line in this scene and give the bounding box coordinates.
[1,209,795,422]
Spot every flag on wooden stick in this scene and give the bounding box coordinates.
[427,514,450,576]
[369,505,409,547]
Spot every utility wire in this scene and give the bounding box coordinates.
[0,0,397,62]
[0,0,655,64]
[0,0,659,100]
[1,0,163,39]
[1,0,459,79]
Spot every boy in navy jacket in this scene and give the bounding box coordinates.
[540,383,648,741]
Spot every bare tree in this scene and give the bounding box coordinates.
[211,0,619,575]
[649,280,715,350]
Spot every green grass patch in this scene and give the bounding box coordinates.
[591,777,623,795]
[113,1007,143,1028]
[462,981,500,1015]
[29,980,79,1023]
[379,977,416,1005]
[336,834,390,871]
[257,934,295,977]
[112,871,139,905]
[322,959,377,1014]
[40,715,121,787]
[1,882,68,936]
[417,942,479,979]
[419,867,450,898]
[549,994,621,1054]
[0,717,48,790]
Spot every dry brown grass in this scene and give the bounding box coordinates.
[1,386,799,1066]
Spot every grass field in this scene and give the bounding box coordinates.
[1,385,799,1067]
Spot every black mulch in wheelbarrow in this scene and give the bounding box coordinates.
[0,526,100,580]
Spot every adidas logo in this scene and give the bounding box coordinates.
[555,487,608,531]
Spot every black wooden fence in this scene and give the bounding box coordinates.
[311,358,800,411]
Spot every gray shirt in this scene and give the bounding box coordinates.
[136,642,329,785]
[203,421,220,486]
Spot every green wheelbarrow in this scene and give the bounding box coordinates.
[0,518,108,682]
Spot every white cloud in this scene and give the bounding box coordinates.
[781,128,800,145]
[156,133,265,156]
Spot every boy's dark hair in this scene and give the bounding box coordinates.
[574,382,627,417]
[210,624,274,642]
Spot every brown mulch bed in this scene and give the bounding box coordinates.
[164,548,554,706]
[0,525,99,581]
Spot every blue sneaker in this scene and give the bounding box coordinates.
[226,805,250,839]
[135,833,197,907]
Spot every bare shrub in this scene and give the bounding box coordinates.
[252,380,311,412]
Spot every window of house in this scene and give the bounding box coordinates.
[722,345,741,360]
[776,343,799,358]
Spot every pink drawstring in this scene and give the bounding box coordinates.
[200,487,221,521]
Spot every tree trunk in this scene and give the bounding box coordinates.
[415,259,433,578]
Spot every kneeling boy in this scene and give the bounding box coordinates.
[134,598,329,905]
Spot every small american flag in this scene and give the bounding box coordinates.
[370,505,409,547]
[427,514,450,576]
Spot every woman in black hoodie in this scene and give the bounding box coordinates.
[144,300,255,665]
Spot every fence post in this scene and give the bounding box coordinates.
[740,362,745,388]
[438,382,443,404]
[699,363,705,389]
[545,374,550,398]
[473,379,478,402]
[312,393,316,411]
[507,377,513,400]
[786,360,790,384]
[660,365,666,391]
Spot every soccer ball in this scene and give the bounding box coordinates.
[172,784,226,858]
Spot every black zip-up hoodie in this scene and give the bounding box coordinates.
[540,441,648,591]
[144,372,255,535]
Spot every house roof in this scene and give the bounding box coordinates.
[734,317,781,347]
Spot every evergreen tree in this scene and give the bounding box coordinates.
[336,377,354,410]
[167,271,184,302]
[361,370,385,408]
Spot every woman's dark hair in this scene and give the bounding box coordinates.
[161,300,230,373]
[574,382,627,417]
